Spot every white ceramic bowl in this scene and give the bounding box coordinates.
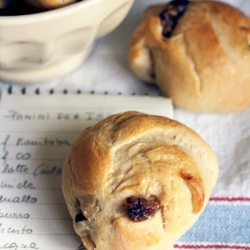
[0,0,134,84]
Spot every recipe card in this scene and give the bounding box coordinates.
[0,89,173,250]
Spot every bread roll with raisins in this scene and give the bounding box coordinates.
[128,0,250,112]
[24,0,76,10]
[62,111,218,250]
[0,0,8,8]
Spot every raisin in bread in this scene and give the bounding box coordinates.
[62,111,218,250]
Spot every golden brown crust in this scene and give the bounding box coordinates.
[24,0,75,9]
[62,111,218,250]
[128,1,250,112]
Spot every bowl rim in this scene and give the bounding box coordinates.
[0,0,99,22]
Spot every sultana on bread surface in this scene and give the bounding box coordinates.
[62,111,218,250]
[128,0,250,112]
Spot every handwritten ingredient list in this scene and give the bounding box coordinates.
[0,90,173,250]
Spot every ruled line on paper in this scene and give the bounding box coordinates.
[1,158,65,161]
[0,233,76,236]
[0,187,62,191]
[1,217,72,221]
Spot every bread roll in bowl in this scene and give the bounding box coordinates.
[24,0,76,10]
[0,0,8,9]
[62,111,218,250]
[128,0,250,112]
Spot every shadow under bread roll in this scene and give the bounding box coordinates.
[62,111,218,250]
[128,0,250,112]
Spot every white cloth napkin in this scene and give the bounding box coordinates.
[175,107,250,199]
[174,106,250,249]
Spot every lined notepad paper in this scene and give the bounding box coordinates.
[0,89,173,250]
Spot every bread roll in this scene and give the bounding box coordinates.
[0,0,8,8]
[128,0,250,112]
[24,0,76,10]
[62,111,218,250]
